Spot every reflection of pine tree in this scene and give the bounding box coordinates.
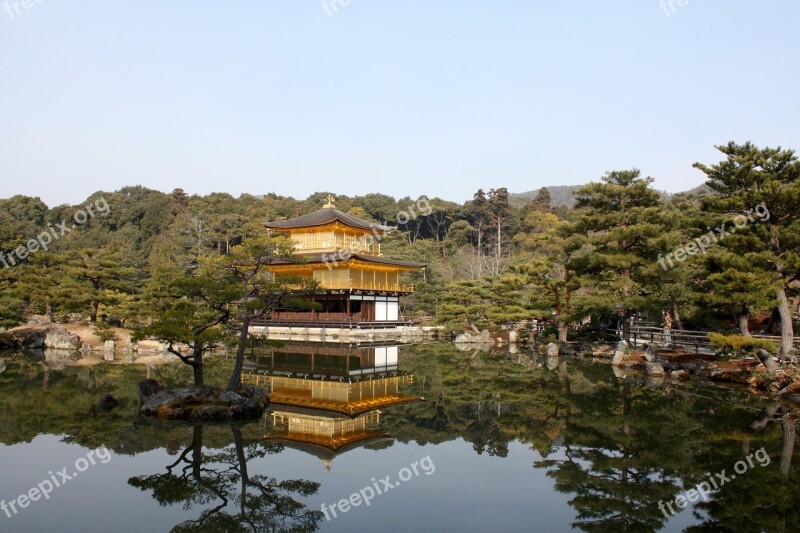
[686,413,799,532]
[535,378,693,532]
[373,344,800,531]
[467,402,509,457]
[382,344,574,456]
[129,424,322,532]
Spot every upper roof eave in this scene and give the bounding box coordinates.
[263,207,394,233]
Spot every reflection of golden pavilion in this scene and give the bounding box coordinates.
[268,408,390,461]
[242,342,404,381]
[262,374,416,416]
[242,343,419,465]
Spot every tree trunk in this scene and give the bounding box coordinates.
[191,424,203,469]
[756,349,780,375]
[622,310,631,343]
[226,306,251,392]
[751,402,781,431]
[776,287,795,363]
[739,308,751,337]
[557,320,568,343]
[672,300,684,331]
[45,302,53,323]
[558,360,570,393]
[780,415,796,480]
[476,226,483,279]
[496,219,502,276]
[192,345,205,388]
[90,301,99,323]
[232,426,248,517]
[622,380,631,415]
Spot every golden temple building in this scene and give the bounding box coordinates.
[257,196,426,326]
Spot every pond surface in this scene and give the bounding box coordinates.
[0,343,798,532]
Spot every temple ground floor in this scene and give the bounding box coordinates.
[252,292,406,327]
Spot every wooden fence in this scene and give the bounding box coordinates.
[621,325,800,354]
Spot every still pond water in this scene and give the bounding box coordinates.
[0,342,797,532]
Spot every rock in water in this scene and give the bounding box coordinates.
[454,333,470,344]
[546,343,560,357]
[646,362,666,376]
[219,390,243,403]
[136,379,269,420]
[0,333,18,350]
[137,379,165,404]
[43,325,80,350]
[44,350,78,370]
[592,344,615,358]
[454,330,493,345]
[0,359,7,373]
[22,330,45,349]
[612,340,630,366]
[560,344,577,355]
[671,369,689,380]
[644,343,659,363]
[98,394,118,410]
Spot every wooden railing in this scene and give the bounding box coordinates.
[622,325,800,355]
[250,313,411,328]
[266,311,350,323]
[293,238,380,255]
[318,280,414,293]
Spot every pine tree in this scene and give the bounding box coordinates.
[530,187,552,212]
[58,244,139,323]
[513,210,578,342]
[695,142,800,360]
[566,170,665,342]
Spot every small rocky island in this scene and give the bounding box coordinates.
[137,379,269,420]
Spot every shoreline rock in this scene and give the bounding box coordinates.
[454,330,494,346]
[137,379,269,421]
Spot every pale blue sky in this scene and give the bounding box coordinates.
[1,1,798,207]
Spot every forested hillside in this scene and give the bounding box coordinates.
[511,185,585,208]
[511,184,677,208]
[1,142,798,357]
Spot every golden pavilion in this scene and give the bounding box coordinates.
[258,196,426,326]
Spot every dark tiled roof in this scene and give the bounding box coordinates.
[270,253,426,269]
[350,254,426,268]
[263,207,394,232]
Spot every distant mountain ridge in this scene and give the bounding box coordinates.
[511,182,711,208]
[510,185,584,208]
